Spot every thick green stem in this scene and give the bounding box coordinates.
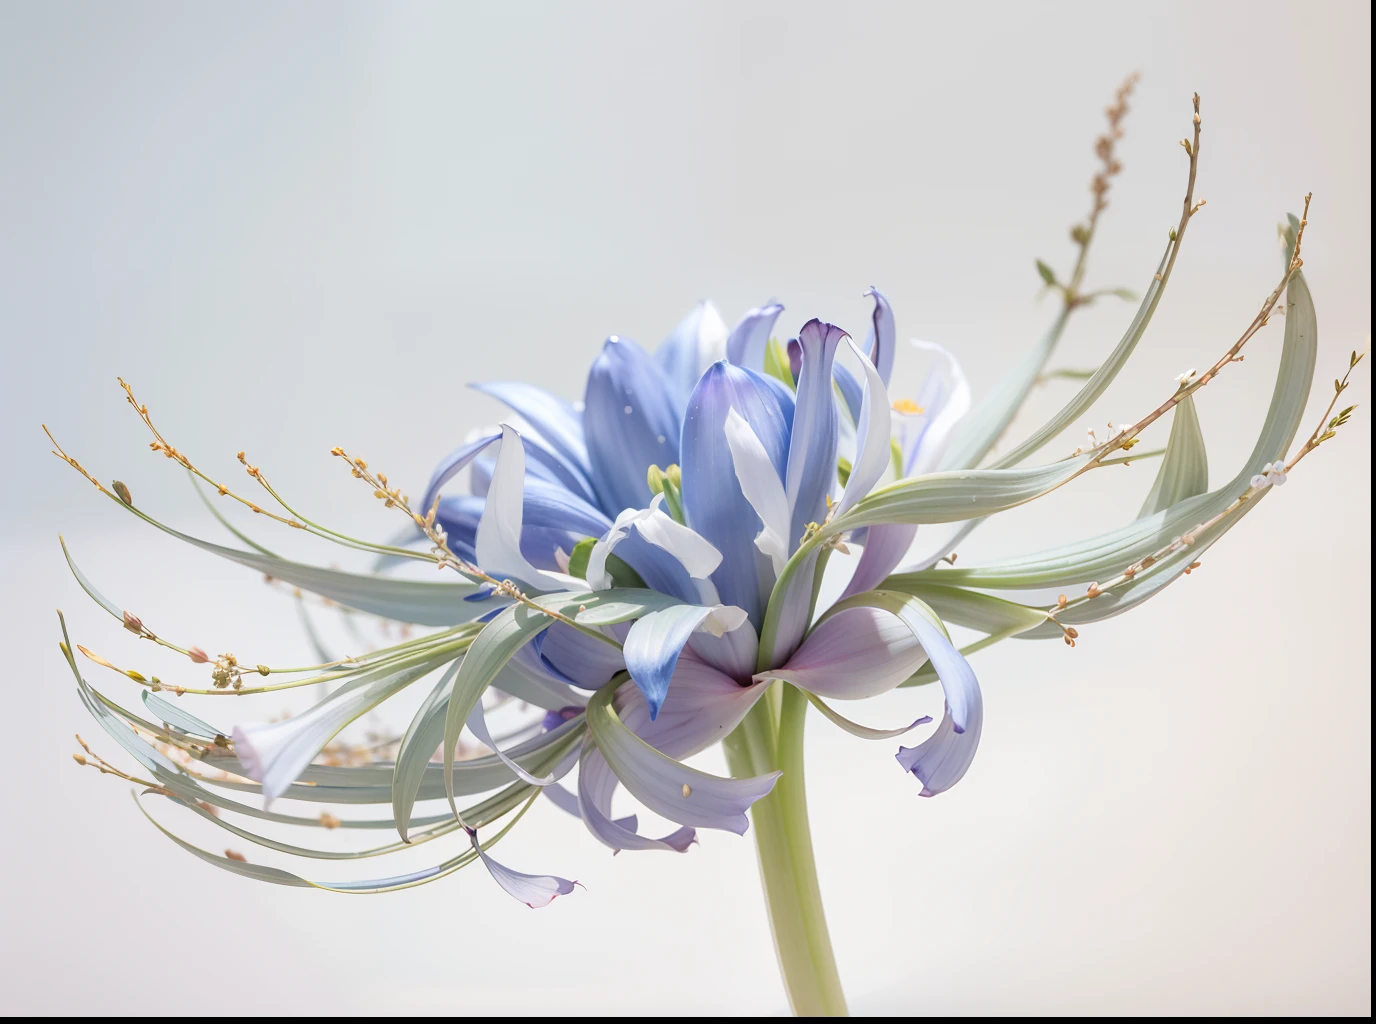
[725,685,848,1016]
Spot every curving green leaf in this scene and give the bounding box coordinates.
[988,242,1176,468]
[1138,394,1208,518]
[939,308,1072,471]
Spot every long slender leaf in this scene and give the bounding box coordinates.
[990,244,1175,468]
[939,307,1071,471]
[1138,394,1208,517]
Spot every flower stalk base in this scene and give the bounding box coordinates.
[725,684,848,1017]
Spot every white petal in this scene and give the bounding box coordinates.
[835,337,893,515]
[907,340,972,475]
[475,425,584,592]
[723,407,791,573]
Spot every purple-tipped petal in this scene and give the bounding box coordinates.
[467,829,578,908]
[836,336,893,515]
[681,361,792,623]
[890,599,983,796]
[758,603,927,699]
[863,287,897,386]
[587,671,779,833]
[583,336,682,516]
[623,603,749,719]
[840,523,918,600]
[785,319,847,549]
[726,302,785,371]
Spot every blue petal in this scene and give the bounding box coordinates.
[470,380,593,485]
[893,606,983,796]
[435,479,611,572]
[862,287,896,386]
[583,336,682,515]
[623,604,725,719]
[726,302,784,371]
[656,300,729,408]
[539,620,627,689]
[681,361,791,624]
[785,319,847,550]
[419,433,500,517]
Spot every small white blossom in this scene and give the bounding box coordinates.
[1175,368,1197,384]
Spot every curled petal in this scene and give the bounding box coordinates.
[804,690,931,740]
[583,336,682,515]
[724,407,791,574]
[863,286,897,386]
[465,701,556,786]
[623,603,749,719]
[467,829,577,908]
[889,596,983,796]
[576,747,696,853]
[836,336,893,516]
[586,499,721,592]
[757,603,926,699]
[839,523,917,600]
[726,302,785,371]
[587,677,779,833]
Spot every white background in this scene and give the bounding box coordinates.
[1,1,1369,1015]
